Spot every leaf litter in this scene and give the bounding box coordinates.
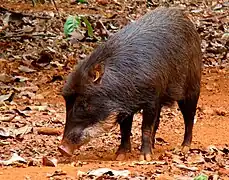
[0,0,229,179]
[0,153,27,166]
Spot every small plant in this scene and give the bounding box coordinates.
[76,0,88,3]
[64,15,93,38]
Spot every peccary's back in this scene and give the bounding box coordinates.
[79,7,202,104]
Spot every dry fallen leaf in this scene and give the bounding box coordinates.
[172,155,183,164]
[29,105,48,111]
[155,137,169,145]
[18,65,36,73]
[0,140,10,146]
[0,125,32,138]
[175,164,198,171]
[0,127,11,138]
[47,169,67,177]
[0,114,16,122]
[207,145,219,153]
[0,92,14,102]
[14,125,33,137]
[42,156,58,167]
[0,153,27,165]
[96,0,109,5]
[14,86,39,92]
[69,30,85,43]
[187,154,205,165]
[132,160,167,166]
[0,73,13,83]
[173,175,195,180]
[87,168,130,177]
[13,76,29,82]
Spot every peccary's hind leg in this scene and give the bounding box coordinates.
[140,103,161,161]
[178,91,200,153]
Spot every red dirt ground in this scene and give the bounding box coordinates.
[0,0,229,179]
[0,67,229,179]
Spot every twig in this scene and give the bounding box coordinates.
[51,0,60,17]
[0,33,57,39]
[0,6,51,19]
[98,20,112,37]
[37,127,62,135]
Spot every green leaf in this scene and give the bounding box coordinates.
[194,174,208,180]
[77,0,87,3]
[64,15,81,37]
[81,16,94,38]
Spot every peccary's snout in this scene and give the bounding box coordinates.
[58,138,77,157]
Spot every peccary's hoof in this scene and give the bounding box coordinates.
[173,145,190,154]
[181,145,190,154]
[139,153,152,161]
[115,153,127,161]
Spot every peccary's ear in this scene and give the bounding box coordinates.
[88,62,105,84]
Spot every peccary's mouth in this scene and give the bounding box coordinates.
[58,113,118,157]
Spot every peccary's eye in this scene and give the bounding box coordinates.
[80,100,92,112]
[87,105,92,111]
[75,98,87,112]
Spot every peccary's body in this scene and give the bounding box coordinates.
[59,7,202,161]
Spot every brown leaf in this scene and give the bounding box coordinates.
[0,127,10,138]
[0,92,15,102]
[0,114,16,122]
[0,153,27,165]
[187,154,205,165]
[96,0,109,5]
[0,73,13,83]
[175,164,198,171]
[42,156,57,167]
[18,65,36,73]
[14,125,33,137]
[157,174,174,180]
[218,168,229,176]
[47,170,67,177]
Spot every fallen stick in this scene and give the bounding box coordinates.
[0,6,51,19]
[37,127,62,135]
[51,0,60,16]
[0,33,57,39]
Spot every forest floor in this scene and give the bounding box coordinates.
[0,0,229,179]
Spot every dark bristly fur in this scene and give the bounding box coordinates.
[60,7,202,158]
